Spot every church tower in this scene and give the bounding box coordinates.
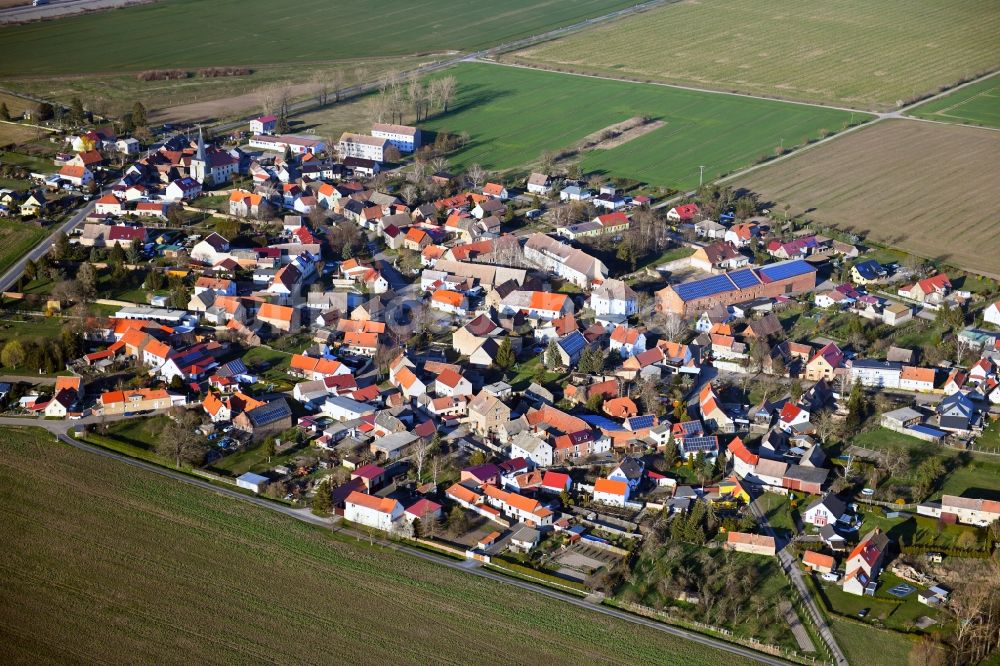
[190,126,208,184]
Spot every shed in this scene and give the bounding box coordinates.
[237,472,270,494]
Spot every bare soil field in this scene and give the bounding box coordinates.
[737,119,1000,277]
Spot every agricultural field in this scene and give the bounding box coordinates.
[511,0,1000,111]
[0,56,431,125]
[0,427,758,666]
[367,63,857,189]
[737,120,1000,278]
[0,0,639,77]
[907,75,1000,128]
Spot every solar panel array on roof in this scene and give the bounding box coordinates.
[559,331,587,356]
[581,414,625,431]
[247,398,291,426]
[676,421,703,436]
[758,260,815,283]
[625,415,655,431]
[682,436,719,453]
[674,274,736,302]
[729,268,761,290]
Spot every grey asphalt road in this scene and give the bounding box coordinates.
[0,192,102,293]
[1,414,792,666]
[0,0,149,24]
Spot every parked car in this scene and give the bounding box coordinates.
[857,608,869,618]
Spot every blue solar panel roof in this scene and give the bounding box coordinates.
[674,274,736,302]
[559,331,586,356]
[581,414,625,431]
[682,436,719,452]
[677,421,703,436]
[907,424,947,438]
[729,268,761,289]
[626,415,655,431]
[758,259,815,283]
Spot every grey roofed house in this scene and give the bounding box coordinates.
[882,406,923,428]
[938,392,975,431]
[374,410,407,433]
[294,379,329,404]
[307,290,357,311]
[245,398,292,428]
[806,494,847,521]
[371,431,418,459]
[510,430,549,456]
[527,172,550,188]
[745,313,783,339]
[886,346,916,363]
[799,442,827,468]
[820,523,846,546]
[369,191,401,207]
[784,464,829,488]
[524,382,554,406]
[591,278,637,303]
[614,456,645,482]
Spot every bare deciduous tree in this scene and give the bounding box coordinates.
[466,163,486,189]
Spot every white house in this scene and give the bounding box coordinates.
[372,123,420,152]
[509,431,553,468]
[803,495,848,527]
[590,278,638,318]
[527,173,551,195]
[164,177,202,202]
[593,478,629,507]
[984,301,1000,327]
[190,233,231,265]
[849,360,902,389]
[250,114,277,135]
[338,132,388,162]
[609,326,646,358]
[345,491,404,531]
[322,395,375,421]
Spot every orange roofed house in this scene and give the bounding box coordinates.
[99,388,172,416]
[344,491,404,531]
[256,302,300,333]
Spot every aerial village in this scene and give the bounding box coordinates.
[2,110,999,653]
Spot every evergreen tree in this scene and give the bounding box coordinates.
[311,479,332,516]
[34,102,54,122]
[495,337,515,370]
[0,102,10,121]
[845,380,865,434]
[544,339,560,370]
[131,101,147,128]
[69,97,85,124]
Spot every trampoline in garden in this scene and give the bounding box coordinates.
[888,583,915,597]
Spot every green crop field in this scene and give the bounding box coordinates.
[511,0,1000,111]
[0,0,638,77]
[0,427,758,665]
[411,63,860,189]
[907,75,1000,128]
[0,218,47,275]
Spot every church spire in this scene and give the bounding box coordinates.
[195,126,206,161]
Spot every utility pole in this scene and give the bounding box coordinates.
[699,165,705,187]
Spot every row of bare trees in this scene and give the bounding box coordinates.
[366,72,456,126]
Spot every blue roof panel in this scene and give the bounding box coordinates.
[758,259,815,283]
[729,268,761,289]
[559,331,586,356]
[626,415,655,431]
[581,414,625,431]
[682,436,719,452]
[674,274,736,301]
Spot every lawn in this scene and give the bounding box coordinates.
[411,63,860,189]
[512,0,1000,111]
[851,427,1000,503]
[907,75,1000,128]
[0,426,759,666]
[0,0,638,77]
[829,616,913,666]
[0,218,47,275]
[208,437,309,478]
[737,120,1000,278]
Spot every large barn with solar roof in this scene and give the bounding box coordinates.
[656,259,817,316]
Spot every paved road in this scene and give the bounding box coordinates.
[0,0,149,24]
[3,414,792,666]
[751,497,847,666]
[0,192,102,293]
